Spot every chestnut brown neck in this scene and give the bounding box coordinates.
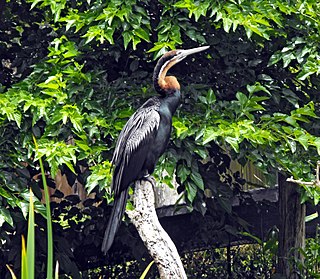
[153,52,180,96]
[158,76,180,93]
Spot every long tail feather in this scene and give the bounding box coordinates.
[101,189,129,254]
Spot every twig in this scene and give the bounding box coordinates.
[286,161,320,188]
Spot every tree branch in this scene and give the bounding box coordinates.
[287,161,320,188]
[126,179,187,279]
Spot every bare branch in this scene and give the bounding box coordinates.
[126,179,187,279]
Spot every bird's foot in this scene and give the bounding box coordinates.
[142,174,156,187]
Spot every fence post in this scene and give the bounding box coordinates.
[277,173,305,278]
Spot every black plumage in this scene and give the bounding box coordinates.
[102,46,209,254]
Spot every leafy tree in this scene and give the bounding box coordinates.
[1,0,320,277]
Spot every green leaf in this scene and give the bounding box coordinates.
[17,188,46,218]
[21,235,27,279]
[0,207,13,227]
[296,133,309,150]
[206,88,216,104]
[147,42,167,53]
[203,127,219,145]
[140,261,154,279]
[190,171,204,190]
[172,118,188,137]
[0,187,18,207]
[223,17,233,33]
[282,52,295,68]
[86,161,112,193]
[305,212,318,222]
[38,81,59,89]
[134,28,150,42]
[186,181,197,203]
[132,36,141,50]
[246,83,270,95]
[285,139,296,153]
[225,136,239,152]
[284,116,297,126]
[241,232,263,245]
[194,146,208,159]
[60,104,83,132]
[34,136,54,279]
[65,19,76,31]
[177,164,190,184]
[198,96,207,104]
[314,138,320,155]
[268,52,282,66]
[27,188,35,279]
[30,0,43,10]
[236,92,248,106]
[123,31,132,49]
[104,28,115,45]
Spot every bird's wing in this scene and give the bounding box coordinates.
[111,98,161,195]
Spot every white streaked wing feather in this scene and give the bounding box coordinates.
[111,105,160,194]
[112,99,160,166]
[125,113,160,161]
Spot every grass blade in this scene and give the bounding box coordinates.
[27,188,35,279]
[6,264,17,279]
[33,136,53,279]
[55,261,59,279]
[21,236,28,279]
[305,211,318,222]
[139,260,154,279]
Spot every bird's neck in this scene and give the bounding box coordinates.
[153,57,181,96]
[153,64,181,113]
[159,89,181,115]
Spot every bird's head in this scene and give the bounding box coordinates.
[153,46,209,95]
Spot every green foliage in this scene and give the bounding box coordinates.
[84,243,277,278]
[86,161,112,195]
[182,244,277,279]
[6,150,56,279]
[293,225,320,278]
[1,0,320,277]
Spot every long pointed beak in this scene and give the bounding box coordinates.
[181,46,210,56]
[176,46,210,62]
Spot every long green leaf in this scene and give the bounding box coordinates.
[305,212,318,222]
[33,136,53,279]
[139,261,154,279]
[240,231,262,245]
[21,236,28,279]
[27,189,35,279]
[55,261,59,279]
[6,264,17,279]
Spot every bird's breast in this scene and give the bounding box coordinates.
[153,113,172,154]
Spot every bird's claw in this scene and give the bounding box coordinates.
[142,175,156,187]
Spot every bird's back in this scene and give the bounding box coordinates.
[111,97,161,196]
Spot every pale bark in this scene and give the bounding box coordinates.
[126,179,187,279]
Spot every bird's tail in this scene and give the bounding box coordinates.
[101,188,129,254]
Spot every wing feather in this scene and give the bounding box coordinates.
[111,98,161,196]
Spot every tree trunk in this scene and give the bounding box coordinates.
[126,179,187,279]
[277,173,305,278]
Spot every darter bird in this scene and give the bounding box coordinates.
[102,46,209,254]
